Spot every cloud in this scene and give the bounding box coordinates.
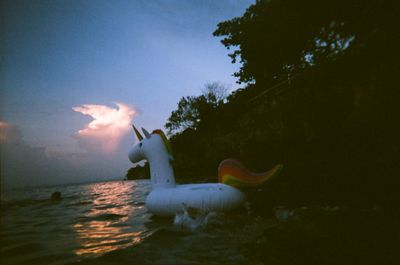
[73,102,137,153]
[1,121,59,188]
[1,121,134,189]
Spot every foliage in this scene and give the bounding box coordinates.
[125,162,149,180]
[213,0,399,86]
[165,82,228,135]
[165,0,400,210]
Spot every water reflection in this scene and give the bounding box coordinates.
[72,181,149,257]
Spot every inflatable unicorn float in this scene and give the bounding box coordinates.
[128,125,283,217]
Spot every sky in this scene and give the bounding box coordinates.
[1,0,254,189]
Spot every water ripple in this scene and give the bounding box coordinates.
[1,180,153,264]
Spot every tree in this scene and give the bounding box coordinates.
[165,82,228,135]
[125,162,149,180]
[214,0,398,86]
[211,0,400,208]
[201,81,229,103]
[164,0,400,208]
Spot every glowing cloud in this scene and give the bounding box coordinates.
[73,103,137,153]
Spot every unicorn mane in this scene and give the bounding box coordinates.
[152,129,174,160]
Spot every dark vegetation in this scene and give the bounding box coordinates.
[165,0,400,212]
[125,162,149,180]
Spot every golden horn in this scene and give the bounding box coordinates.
[132,124,143,141]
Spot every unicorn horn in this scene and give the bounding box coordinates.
[132,124,143,141]
[142,127,151,138]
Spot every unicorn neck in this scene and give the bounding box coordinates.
[148,159,176,188]
[139,132,176,189]
[147,154,176,189]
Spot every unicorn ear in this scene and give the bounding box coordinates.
[142,127,151,138]
[132,124,143,141]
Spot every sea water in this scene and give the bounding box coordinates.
[0,180,255,265]
[2,180,395,265]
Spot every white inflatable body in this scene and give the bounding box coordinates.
[128,127,245,217]
[146,183,244,216]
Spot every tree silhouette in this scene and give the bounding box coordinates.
[214,0,399,87]
[165,82,228,134]
[165,0,400,209]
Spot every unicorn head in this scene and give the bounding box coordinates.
[128,125,175,188]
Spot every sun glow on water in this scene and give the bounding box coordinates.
[72,181,150,257]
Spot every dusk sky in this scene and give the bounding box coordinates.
[1,0,253,189]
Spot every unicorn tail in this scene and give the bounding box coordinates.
[218,159,283,188]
